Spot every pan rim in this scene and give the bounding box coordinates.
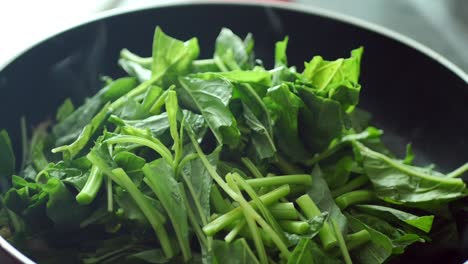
[0,1,467,263]
[0,0,467,83]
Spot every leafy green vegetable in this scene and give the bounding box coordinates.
[214,28,254,71]
[179,77,240,147]
[0,27,466,264]
[354,141,467,204]
[264,84,309,162]
[143,160,190,261]
[56,98,75,122]
[212,239,259,264]
[356,204,434,233]
[0,130,15,191]
[151,27,199,85]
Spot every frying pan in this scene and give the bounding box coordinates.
[0,1,467,263]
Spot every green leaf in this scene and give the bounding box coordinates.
[181,110,208,142]
[56,98,75,122]
[307,166,347,233]
[0,130,15,191]
[302,47,363,112]
[29,125,50,172]
[113,186,161,226]
[354,141,467,204]
[234,84,276,160]
[53,103,111,159]
[349,213,423,255]
[298,86,345,153]
[273,37,297,85]
[214,28,254,71]
[118,98,147,120]
[274,37,288,67]
[192,70,272,87]
[356,204,434,233]
[118,57,151,82]
[263,84,309,162]
[62,173,89,192]
[110,113,170,139]
[114,151,145,174]
[242,104,276,160]
[285,212,329,245]
[151,26,199,85]
[42,177,90,226]
[288,239,341,264]
[179,77,240,147]
[303,48,363,86]
[143,159,191,261]
[53,93,103,146]
[212,239,259,264]
[322,156,354,189]
[347,214,393,264]
[181,146,218,223]
[287,239,314,264]
[403,144,414,165]
[4,187,30,214]
[37,161,83,181]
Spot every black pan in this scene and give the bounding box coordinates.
[0,1,467,263]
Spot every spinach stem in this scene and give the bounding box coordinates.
[105,135,173,165]
[225,219,246,243]
[296,194,336,249]
[176,153,199,177]
[120,48,152,67]
[330,230,371,254]
[180,171,209,225]
[110,70,164,111]
[275,154,304,174]
[335,190,375,210]
[241,157,264,178]
[331,175,369,198]
[346,229,370,249]
[76,166,103,205]
[203,185,290,236]
[106,175,113,212]
[231,173,290,257]
[269,202,299,220]
[447,162,468,178]
[179,184,208,248]
[227,175,268,264]
[149,88,171,115]
[110,168,173,258]
[331,219,353,264]
[279,220,310,235]
[354,141,463,184]
[304,145,343,166]
[243,175,312,189]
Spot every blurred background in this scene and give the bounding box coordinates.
[1,0,468,72]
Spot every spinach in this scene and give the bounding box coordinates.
[356,204,434,233]
[307,166,347,233]
[0,130,15,191]
[151,27,199,86]
[264,84,309,162]
[178,77,240,147]
[354,141,467,204]
[0,27,466,264]
[214,28,254,71]
[143,160,190,261]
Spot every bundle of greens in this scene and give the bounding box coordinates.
[0,27,467,264]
